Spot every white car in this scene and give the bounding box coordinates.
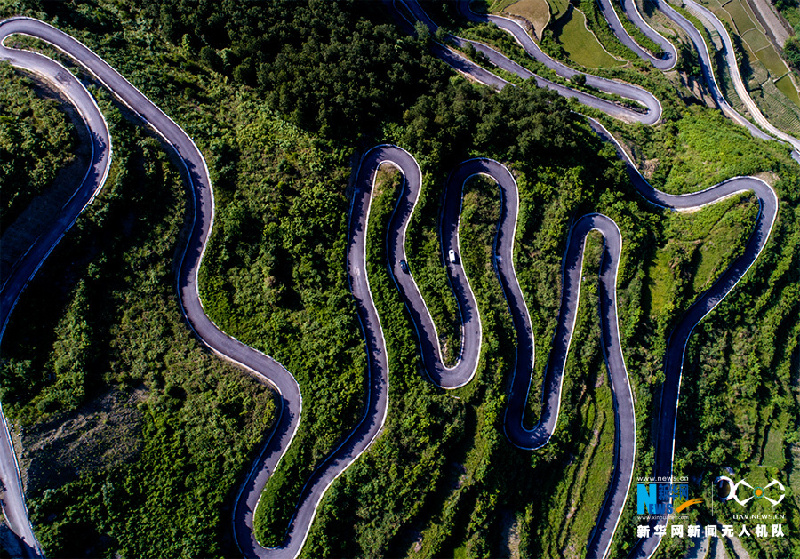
[448,249,457,263]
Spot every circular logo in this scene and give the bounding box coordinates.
[716,477,785,508]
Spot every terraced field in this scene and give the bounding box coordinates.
[723,0,758,35]
[752,76,800,135]
[754,42,792,76]
[708,0,791,76]
[741,27,769,51]
[776,73,800,106]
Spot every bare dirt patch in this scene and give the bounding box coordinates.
[504,0,551,39]
[752,171,780,185]
[498,509,521,558]
[642,158,659,180]
[20,387,146,496]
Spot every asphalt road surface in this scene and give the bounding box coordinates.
[0,4,788,559]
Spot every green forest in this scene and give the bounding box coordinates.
[0,0,798,558]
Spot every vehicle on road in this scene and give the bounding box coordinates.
[400,259,409,273]
[449,249,457,263]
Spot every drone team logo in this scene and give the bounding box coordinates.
[716,476,785,508]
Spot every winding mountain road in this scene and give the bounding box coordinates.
[590,119,778,558]
[0,3,787,559]
[386,155,637,559]
[398,0,663,124]
[598,0,678,69]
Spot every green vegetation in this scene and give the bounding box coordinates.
[456,24,654,111]
[574,0,640,62]
[491,0,521,12]
[299,162,468,558]
[614,107,786,194]
[602,104,799,557]
[198,95,368,546]
[775,74,800,107]
[538,0,646,70]
[750,71,800,136]
[0,0,460,553]
[0,62,75,235]
[755,43,791,78]
[742,27,771,52]
[647,194,759,324]
[722,0,759,36]
[786,36,800,71]
[1,0,799,557]
[775,0,800,31]
[701,0,800,135]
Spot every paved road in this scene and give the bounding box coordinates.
[383,154,482,388]
[0,17,302,559]
[649,0,774,142]
[0,5,786,559]
[375,142,637,559]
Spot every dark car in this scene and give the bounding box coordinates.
[400,259,409,273]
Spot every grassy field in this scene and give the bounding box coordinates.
[490,0,520,12]
[723,0,758,35]
[549,7,625,68]
[503,0,551,37]
[761,411,789,469]
[688,197,759,295]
